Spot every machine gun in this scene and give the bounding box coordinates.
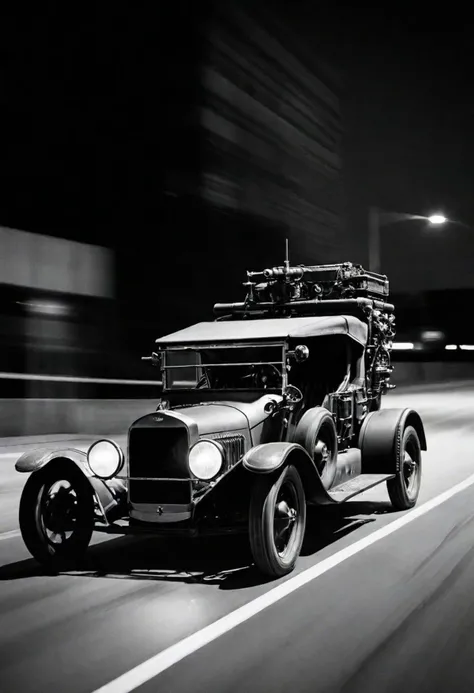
[213,256,391,318]
[213,239,388,314]
[245,259,388,304]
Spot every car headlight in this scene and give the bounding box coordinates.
[189,440,224,480]
[87,439,124,479]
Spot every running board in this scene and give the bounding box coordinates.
[328,473,395,503]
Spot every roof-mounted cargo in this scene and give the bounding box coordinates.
[213,256,393,320]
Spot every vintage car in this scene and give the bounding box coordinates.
[15,259,426,578]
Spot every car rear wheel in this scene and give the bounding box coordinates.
[19,460,95,570]
[294,408,337,490]
[387,425,422,510]
[249,464,306,578]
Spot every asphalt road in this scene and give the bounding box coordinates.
[1,383,474,693]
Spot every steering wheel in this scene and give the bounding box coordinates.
[284,385,303,404]
[241,364,282,389]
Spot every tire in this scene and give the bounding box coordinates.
[294,408,337,490]
[19,459,95,570]
[387,425,422,510]
[249,465,306,578]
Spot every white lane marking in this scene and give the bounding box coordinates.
[91,471,474,693]
[0,529,21,541]
[0,452,23,459]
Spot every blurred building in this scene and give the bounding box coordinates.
[0,226,116,396]
[1,2,345,375]
[196,4,344,259]
[115,1,346,345]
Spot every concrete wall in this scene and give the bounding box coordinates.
[391,361,474,386]
[0,399,157,437]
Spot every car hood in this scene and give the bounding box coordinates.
[174,394,282,435]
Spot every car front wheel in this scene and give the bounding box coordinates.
[249,464,306,578]
[19,460,95,570]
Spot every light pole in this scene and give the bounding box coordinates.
[368,206,447,274]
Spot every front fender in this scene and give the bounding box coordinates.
[16,447,91,475]
[359,407,427,474]
[243,442,335,505]
[15,448,127,523]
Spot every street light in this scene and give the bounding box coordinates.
[368,206,448,274]
[427,214,447,225]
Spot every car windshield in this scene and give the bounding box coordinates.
[162,344,285,391]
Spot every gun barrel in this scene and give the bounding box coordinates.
[263,267,304,279]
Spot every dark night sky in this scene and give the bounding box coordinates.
[310,6,474,291]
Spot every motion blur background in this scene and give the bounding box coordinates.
[1,1,473,434]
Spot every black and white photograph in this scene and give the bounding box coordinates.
[1,3,473,692]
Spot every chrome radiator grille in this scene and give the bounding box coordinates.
[128,426,191,504]
[204,433,245,468]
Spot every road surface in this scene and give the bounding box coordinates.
[1,383,474,693]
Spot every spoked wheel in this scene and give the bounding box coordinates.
[249,465,306,578]
[19,460,95,570]
[387,425,422,510]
